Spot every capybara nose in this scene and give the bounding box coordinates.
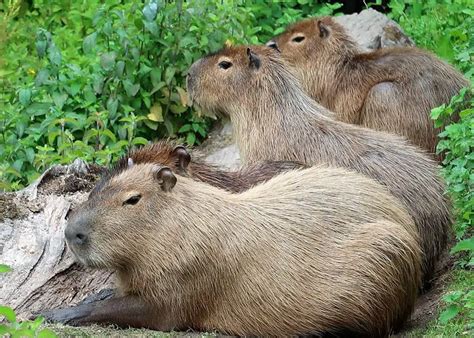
[65,226,88,246]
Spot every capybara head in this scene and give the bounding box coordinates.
[187,45,298,116]
[267,17,353,68]
[65,163,177,269]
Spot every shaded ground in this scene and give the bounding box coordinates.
[43,324,225,338]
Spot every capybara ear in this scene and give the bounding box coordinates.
[153,166,177,192]
[172,145,191,171]
[266,40,280,52]
[127,158,134,167]
[247,48,261,70]
[317,20,330,39]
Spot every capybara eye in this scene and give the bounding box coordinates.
[292,36,305,43]
[218,61,232,70]
[123,194,142,206]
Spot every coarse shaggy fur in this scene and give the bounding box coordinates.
[67,162,421,337]
[268,17,469,158]
[187,45,452,285]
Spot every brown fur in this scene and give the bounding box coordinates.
[187,45,452,285]
[66,162,421,337]
[268,17,470,157]
[91,140,305,195]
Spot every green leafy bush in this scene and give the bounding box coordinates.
[0,264,56,337]
[432,87,473,266]
[0,0,340,191]
[389,0,474,77]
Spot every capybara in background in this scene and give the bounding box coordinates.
[187,45,451,285]
[92,140,305,194]
[267,17,469,157]
[52,161,421,337]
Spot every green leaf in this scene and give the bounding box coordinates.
[0,324,10,335]
[150,68,162,87]
[178,124,191,133]
[101,129,117,143]
[38,328,57,338]
[52,92,68,109]
[186,132,196,145]
[35,39,48,58]
[439,304,460,324]
[100,52,116,71]
[92,75,105,94]
[143,21,159,36]
[123,80,140,97]
[143,119,158,131]
[0,264,12,273]
[147,103,163,122]
[0,306,16,322]
[35,69,50,87]
[25,102,51,116]
[83,32,97,54]
[28,315,44,331]
[66,83,81,96]
[102,20,113,36]
[19,89,32,106]
[48,44,62,67]
[116,61,125,78]
[451,238,474,253]
[106,98,119,117]
[170,104,187,114]
[131,137,149,146]
[165,67,175,84]
[25,148,35,164]
[142,0,159,21]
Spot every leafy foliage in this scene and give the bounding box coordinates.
[0,0,340,191]
[432,86,473,263]
[0,264,56,337]
[389,0,474,77]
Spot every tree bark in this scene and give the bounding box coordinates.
[0,160,113,320]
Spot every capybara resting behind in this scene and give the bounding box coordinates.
[268,17,469,157]
[187,45,451,285]
[92,140,305,194]
[59,160,421,337]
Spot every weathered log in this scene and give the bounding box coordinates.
[0,160,112,320]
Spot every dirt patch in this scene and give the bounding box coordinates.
[396,252,454,336]
[0,193,24,222]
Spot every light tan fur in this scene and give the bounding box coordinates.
[67,163,421,337]
[187,45,451,285]
[268,17,469,158]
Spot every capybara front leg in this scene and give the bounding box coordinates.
[39,295,179,331]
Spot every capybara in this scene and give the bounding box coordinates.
[49,161,421,337]
[267,17,469,157]
[187,45,451,285]
[92,140,305,194]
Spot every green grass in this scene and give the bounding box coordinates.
[43,324,221,337]
[408,270,474,337]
